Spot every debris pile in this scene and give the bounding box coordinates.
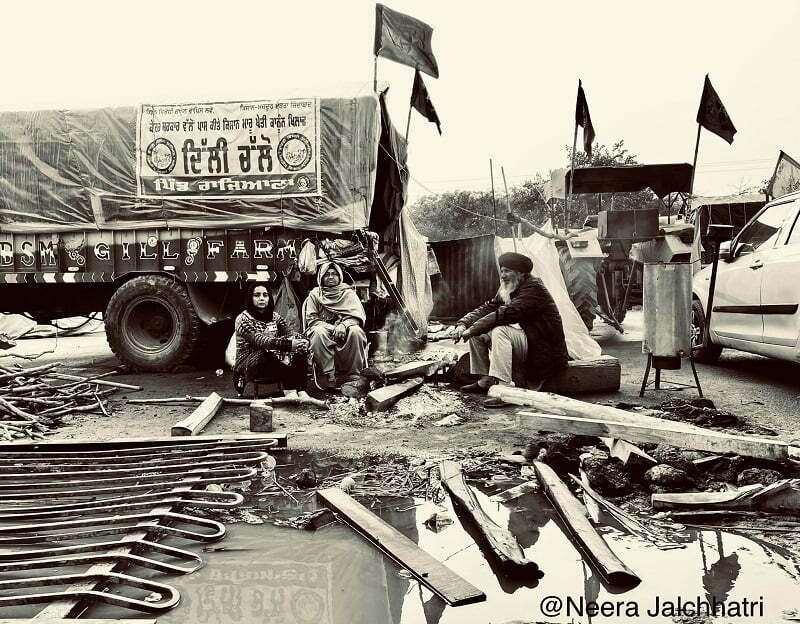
[0,362,138,440]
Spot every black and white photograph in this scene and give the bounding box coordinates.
[0,2,799,622]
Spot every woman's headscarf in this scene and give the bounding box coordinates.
[303,262,366,326]
[244,281,275,321]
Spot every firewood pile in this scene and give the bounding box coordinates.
[0,362,139,441]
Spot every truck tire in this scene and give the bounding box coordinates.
[691,299,722,364]
[106,275,202,372]
[557,245,598,331]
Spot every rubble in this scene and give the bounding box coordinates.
[644,464,695,493]
[581,452,633,496]
[737,467,783,486]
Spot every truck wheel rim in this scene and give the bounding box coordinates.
[121,297,178,355]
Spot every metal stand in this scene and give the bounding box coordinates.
[639,353,703,397]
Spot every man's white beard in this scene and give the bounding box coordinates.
[498,274,521,304]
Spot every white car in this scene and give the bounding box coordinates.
[692,191,800,363]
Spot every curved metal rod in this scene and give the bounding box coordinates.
[0,490,244,521]
[0,550,203,575]
[0,511,226,543]
[0,572,180,614]
[0,537,202,565]
[0,448,274,472]
[0,438,278,460]
[0,467,257,501]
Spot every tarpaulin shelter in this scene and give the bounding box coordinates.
[0,86,397,235]
[565,164,694,198]
[430,228,601,360]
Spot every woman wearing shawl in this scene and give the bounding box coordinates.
[302,262,367,390]
[234,282,309,396]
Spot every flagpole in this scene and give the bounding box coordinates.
[567,122,579,235]
[501,166,516,251]
[373,56,378,93]
[489,159,498,235]
[405,104,412,142]
[688,123,702,205]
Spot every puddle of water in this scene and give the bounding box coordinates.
[9,450,800,623]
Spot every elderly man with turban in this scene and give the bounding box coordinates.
[455,251,569,406]
[302,262,368,390]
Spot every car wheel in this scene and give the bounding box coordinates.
[691,300,723,364]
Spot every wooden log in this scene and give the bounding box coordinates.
[128,394,328,410]
[439,460,535,570]
[317,487,485,606]
[43,372,142,391]
[488,386,703,432]
[384,360,437,379]
[533,461,640,586]
[653,480,800,514]
[366,377,424,412]
[0,362,59,383]
[171,392,224,436]
[517,411,789,461]
[541,355,621,394]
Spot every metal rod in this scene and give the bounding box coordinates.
[687,123,702,217]
[703,241,722,348]
[567,122,579,235]
[489,159,498,234]
[501,166,516,250]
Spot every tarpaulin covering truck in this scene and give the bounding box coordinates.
[0,90,414,371]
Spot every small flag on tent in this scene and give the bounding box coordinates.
[768,150,800,198]
[410,70,441,134]
[575,80,595,157]
[374,4,439,78]
[696,74,737,144]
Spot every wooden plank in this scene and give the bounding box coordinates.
[317,487,485,606]
[3,621,156,624]
[42,372,142,391]
[489,386,704,432]
[439,460,535,570]
[171,392,224,436]
[366,377,424,412]
[541,355,621,394]
[488,481,539,503]
[384,360,437,379]
[533,461,640,587]
[653,481,800,513]
[517,411,789,461]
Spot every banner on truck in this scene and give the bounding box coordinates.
[136,98,321,199]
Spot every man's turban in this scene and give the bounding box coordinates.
[498,252,533,274]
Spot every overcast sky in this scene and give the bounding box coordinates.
[4,0,798,202]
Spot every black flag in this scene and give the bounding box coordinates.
[575,80,595,157]
[411,69,441,134]
[374,4,439,78]
[696,74,736,144]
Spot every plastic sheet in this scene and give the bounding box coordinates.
[0,94,381,234]
[398,210,432,338]
[494,225,602,361]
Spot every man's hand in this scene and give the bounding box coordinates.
[454,324,473,343]
[291,337,309,352]
[333,323,347,342]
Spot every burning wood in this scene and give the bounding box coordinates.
[0,363,135,441]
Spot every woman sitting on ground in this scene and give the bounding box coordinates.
[233,282,310,398]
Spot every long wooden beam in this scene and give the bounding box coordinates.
[0,433,288,452]
[317,487,485,606]
[439,460,537,571]
[517,411,789,461]
[534,461,640,587]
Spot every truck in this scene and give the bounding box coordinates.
[0,90,415,371]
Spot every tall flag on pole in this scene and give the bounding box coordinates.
[575,80,595,157]
[374,4,439,78]
[768,150,800,198]
[696,74,736,144]
[410,70,441,134]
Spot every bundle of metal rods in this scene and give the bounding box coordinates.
[0,362,141,441]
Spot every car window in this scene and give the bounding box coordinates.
[736,201,797,254]
[785,203,800,246]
